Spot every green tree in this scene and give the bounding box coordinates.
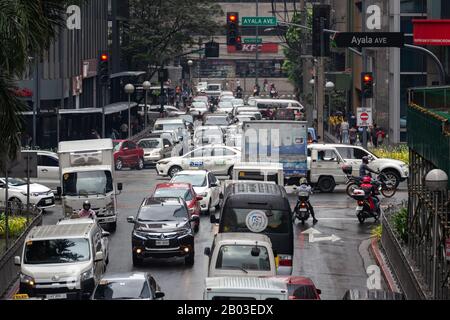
[0,0,80,168]
[123,0,223,73]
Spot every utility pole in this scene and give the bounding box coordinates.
[362,0,368,149]
[255,0,259,87]
[317,17,325,143]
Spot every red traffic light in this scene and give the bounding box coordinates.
[229,15,237,22]
[363,73,373,83]
[100,54,109,61]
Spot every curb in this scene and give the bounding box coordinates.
[369,237,398,292]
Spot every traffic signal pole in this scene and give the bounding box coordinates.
[255,0,259,87]
[362,0,368,149]
[317,18,325,143]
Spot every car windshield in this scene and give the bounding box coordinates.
[205,117,228,125]
[195,129,222,138]
[138,204,188,221]
[171,174,207,187]
[93,279,151,300]
[139,139,161,149]
[215,245,271,271]
[24,238,90,264]
[2,178,27,187]
[192,102,207,108]
[154,188,189,200]
[221,208,290,234]
[62,170,113,196]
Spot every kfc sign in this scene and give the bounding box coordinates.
[228,43,278,53]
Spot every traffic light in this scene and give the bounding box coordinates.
[98,53,110,85]
[227,12,242,50]
[361,72,374,98]
[158,68,169,83]
[312,5,331,57]
[205,41,220,58]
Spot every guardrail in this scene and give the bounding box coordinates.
[381,204,429,300]
[0,204,42,298]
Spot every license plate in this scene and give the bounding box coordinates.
[299,208,307,212]
[155,240,169,246]
[45,199,53,205]
[356,206,363,211]
[46,293,67,300]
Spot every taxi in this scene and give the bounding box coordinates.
[156,145,241,178]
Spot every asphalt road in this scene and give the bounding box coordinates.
[39,166,408,300]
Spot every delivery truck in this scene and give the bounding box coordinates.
[241,121,308,185]
[57,139,122,231]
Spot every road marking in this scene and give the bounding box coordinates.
[301,228,341,243]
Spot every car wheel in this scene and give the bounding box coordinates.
[132,254,143,267]
[168,166,182,178]
[357,212,366,224]
[109,222,117,232]
[185,252,195,266]
[9,197,22,214]
[382,170,401,188]
[115,159,123,171]
[318,176,336,193]
[136,158,144,170]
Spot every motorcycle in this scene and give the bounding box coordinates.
[351,179,381,224]
[292,187,313,225]
[342,165,397,198]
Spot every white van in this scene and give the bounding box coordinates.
[15,220,109,300]
[232,162,284,186]
[204,277,288,300]
[153,118,189,142]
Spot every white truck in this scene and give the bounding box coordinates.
[57,139,122,231]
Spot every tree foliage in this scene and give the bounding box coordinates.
[123,0,223,72]
[0,0,81,168]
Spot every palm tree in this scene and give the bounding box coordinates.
[0,0,82,169]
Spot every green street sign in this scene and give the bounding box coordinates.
[243,38,262,44]
[242,16,277,27]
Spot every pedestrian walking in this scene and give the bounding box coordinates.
[263,79,269,93]
[371,124,379,148]
[120,122,129,139]
[340,118,350,144]
[349,126,358,145]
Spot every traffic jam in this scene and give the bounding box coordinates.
[5,84,409,301]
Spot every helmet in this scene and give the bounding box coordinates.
[83,200,91,210]
[299,177,308,185]
[362,176,372,184]
[362,156,370,164]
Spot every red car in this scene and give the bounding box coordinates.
[113,140,145,171]
[153,183,202,232]
[266,276,321,300]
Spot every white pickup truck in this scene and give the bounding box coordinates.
[307,143,409,193]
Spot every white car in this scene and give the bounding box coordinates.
[170,170,221,214]
[156,145,241,178]
[189,101,209,116]
[22,150,60,192]
[0,177,55,211]
[231,98,245,107]
[217,101,234,113]
[193,126,224,147]
[138,137,174,165]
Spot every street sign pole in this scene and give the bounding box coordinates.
[255,0,259,87]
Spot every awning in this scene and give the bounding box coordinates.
[110,71,146,79]
[104,102,138,115]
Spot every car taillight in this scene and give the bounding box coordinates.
[278,255,293,267]
[358,200,364,206]
[300,202,307,208]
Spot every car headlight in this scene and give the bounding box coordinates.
[20,273,35,286]
[158,160,170,165]
[177,228,192,237]
[81,268,94,281]
[105,202,115,216]
[133,230,148,240]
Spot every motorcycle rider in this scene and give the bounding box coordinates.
[295,177,318,224]
[77,200,96,219]
[359,156,378,178]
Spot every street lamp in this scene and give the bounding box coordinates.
[124,83,135,138]
[425,169,448,300]
[142,81,151,130]
[187,60,193,94]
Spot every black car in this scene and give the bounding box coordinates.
[91,272,165,300]
[127,197,199,267]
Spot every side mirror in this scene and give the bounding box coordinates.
[164,145,170,148]
[102,231,110,238]
[127,216,135,223]
[196,196,203,201]
[155,291,165,299]
[117,183,123,191]
[210,215,219,224]
[95,251,104,262]
[204,247,211,256]
[316,289,322,295]
[56,187,62,197]
[14,256,21,266]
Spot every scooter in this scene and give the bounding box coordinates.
[293,187,313,225]
[351,180,381,224]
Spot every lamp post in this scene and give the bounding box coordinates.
[142,81,151,130]
[187,60,193,94]
[124,84,135,138]
[309,78,316,129]
[325,81,335,133]
[425,169,448,300]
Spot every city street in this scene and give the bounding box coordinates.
[39,167,408,300]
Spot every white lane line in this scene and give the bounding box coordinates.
[315,217,359,221]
